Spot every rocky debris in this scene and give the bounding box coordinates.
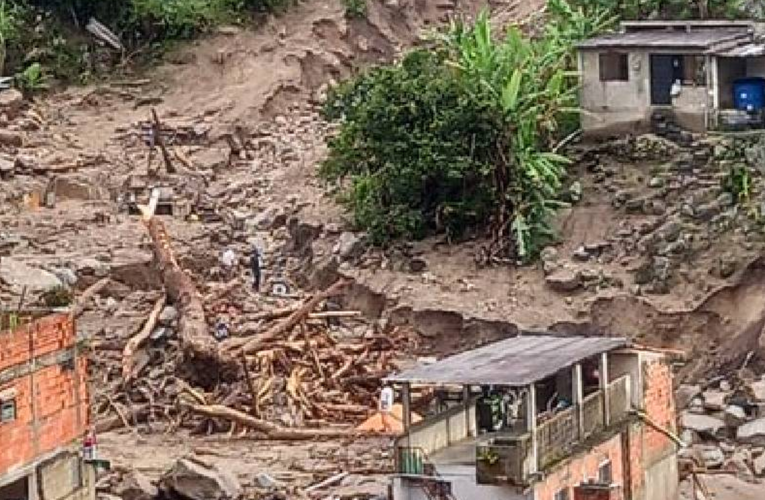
[703,390,728,411]
[0,89,24,118]
[115,470,158,500]
[681,412,725,436]
[676,384,702,410]
[737,419,765,445]
[160,458,242,500]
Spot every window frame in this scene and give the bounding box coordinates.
[554,487,570,500]
[599,52,630,82]
[0,399,17,423]
[598,459,614,485]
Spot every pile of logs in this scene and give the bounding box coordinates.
[89,211,403,440]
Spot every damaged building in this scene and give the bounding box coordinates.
[0,312,96,500]
[386,334,679,500]
[578,20,765,135]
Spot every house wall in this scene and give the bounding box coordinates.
[580,49,710,135]
[580,50,652,136]
[533,434,625,500]
[0,314,89,483]
[404,400,477,456]
[392,472,531,500]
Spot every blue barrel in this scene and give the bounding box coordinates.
[734,78,765,112]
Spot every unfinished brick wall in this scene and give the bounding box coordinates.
[534,434,625,500]
[0,314,89,476]
[641,356,676,463]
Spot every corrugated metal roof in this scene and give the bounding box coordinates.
[385,334,628,387]
[578,28,750,51]
[718,43,765,57]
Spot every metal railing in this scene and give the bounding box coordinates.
[395,447,456,500]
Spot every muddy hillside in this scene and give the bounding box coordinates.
[2,0,765,498]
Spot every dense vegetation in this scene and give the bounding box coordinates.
[0,0,292,83]
[321,0,612,261]
[571,0,752,20]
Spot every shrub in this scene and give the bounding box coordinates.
[342,0,366,18]
[321,1,612,261]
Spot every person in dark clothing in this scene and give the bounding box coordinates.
[250,246,261,292]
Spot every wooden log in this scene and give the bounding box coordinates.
[122,295,166,382]
[151,109,177,174]
[236,279,352,355]
[141,214,232,382]
[72,278,111,317]
[182,402,354,440]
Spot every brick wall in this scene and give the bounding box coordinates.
[0,314,89,476]
[535,434,625,500]
[640,357,676,463]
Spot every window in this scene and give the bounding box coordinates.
[1,399,16,423]
[554,488,570,500]
[599,53,629,81]
[599,460,613,485]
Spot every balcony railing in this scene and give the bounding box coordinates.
[607,375,630,423]
[476,433,532,486]
[582,391,605,439]
[537,405,579,470]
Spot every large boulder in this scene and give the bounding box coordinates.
[545,267,581,292]
[749,379,765,402]
[115,470,158,500]
[737,418,765,445]
[702,390,728,411]
[160,458,241,500]
[676,384,701,410]
[0,258,63,293]
[681,412,725,437]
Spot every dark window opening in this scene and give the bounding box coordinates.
[599,460,613,484]
[554,488,570,500]
[599,53,629,82]
[0,399,16,423]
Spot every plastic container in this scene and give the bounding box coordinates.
[734,78,765,112]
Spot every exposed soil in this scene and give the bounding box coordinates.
[2,0,765,497]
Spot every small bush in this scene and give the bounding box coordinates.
[342,0,366,18]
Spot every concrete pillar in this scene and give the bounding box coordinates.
[527,384,538,474]
[600,353,610,427]
[463,385,472,437]
[401,383,411,431]
[27,469,39,500]
[573,363,584,439]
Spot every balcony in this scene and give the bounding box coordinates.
[472,375,631,486]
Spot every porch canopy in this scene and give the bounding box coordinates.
[385,334,628,387]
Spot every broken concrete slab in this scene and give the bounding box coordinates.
[702,390,728,411]
[725,405,747,428]
[160,458,242,500]
[749,379,765,402]
[676,384,701,410]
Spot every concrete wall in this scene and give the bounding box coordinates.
[607,353,640,409]
[580,50,709,135]
[641,453,678,500]
[405,400,477,456]
[0,314,89,480]
[580,50,652,135]
[534,433,625,500]
[392,473,530,500]
[0,449,95,500]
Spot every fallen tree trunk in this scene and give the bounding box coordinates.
[122,294,166,382]
[233,278,352,355]
[141,212,232,383]
[72,277,111,317]
[183,402,354,440]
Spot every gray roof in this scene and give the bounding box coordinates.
[578,28,751,52]
[385,334,628,387]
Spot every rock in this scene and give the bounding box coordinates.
[0,89,24,117]
[648,176,664,188]
[52,268,78,288]
[676,385,701,410]
[539,246,559,274]
[545,268,581,292]
[681,412,725,436]
[251,206,287,231]
[688,396,705,414]
[703,390,728,411]
[159,306,179,326]
[334,232,365,260]
[0,258,63,292]
[254,473,280,490]
[749,380,765,402]
[737,418,765,445]
[568,181,582,203]
[682,445,725,469]
[754,453,765,476]
[725,405,747,427]
[0,154,14,177]
[407,257,427,274]
[115,470,158,500]
[719,380,733,392]
[716,191,735,208]
[161,458,242,500]
[572,246,590,261]
[725,449,754,479]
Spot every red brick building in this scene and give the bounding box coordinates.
[0,312,95,500]
[387,334,679,500]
